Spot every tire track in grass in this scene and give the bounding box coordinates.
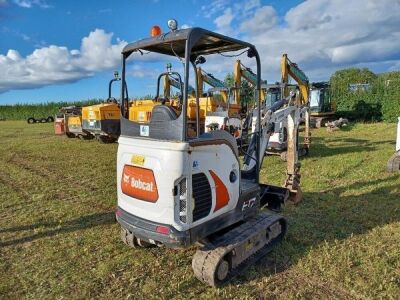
[0,159,115,225]
[0,170,31,199]
[7,153,53,180]
[2,153,113,212]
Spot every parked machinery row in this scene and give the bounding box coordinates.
[54,72,121,143]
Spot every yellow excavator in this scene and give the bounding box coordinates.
[128,66,197,126]
[129,64,241,137]
[234,59,294,153]
[233,60,267,107]
[196,67,228,102]
[196,67,242,138]
[128,69,192,124]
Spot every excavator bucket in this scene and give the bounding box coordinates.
[287,186,303,204]
[387,152,400,172]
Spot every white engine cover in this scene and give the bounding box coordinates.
[117,135,240,231]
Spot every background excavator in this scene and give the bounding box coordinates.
[82,72,122,143]
[197,67,228,101]
[128,68,193,124]
[195,67,243,139]
[116,22,304,287]
[309,81,336,128]
[235,55,311,157]
[233,59,267,109]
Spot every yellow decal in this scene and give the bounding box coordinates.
[131,154,145,166]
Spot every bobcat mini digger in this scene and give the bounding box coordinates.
[116,22,303,287]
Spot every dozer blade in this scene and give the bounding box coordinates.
[192,213,287,287]
[387,151,400,172]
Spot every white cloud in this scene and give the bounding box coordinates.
[214,7,234,34]
[13,0,50,8]
[129,65,159,78]
[236,0,400,81]
[201,0,230,18]
[0,29,127,93]
[240,6,277,33]
[214,7,234,28]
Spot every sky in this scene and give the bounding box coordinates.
[0,0,400,104]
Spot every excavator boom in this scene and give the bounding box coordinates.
[234,60,267,104]
[197,67,228,101]
[281,54,309,105]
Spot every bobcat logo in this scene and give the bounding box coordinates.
[123,173,153,192]
[123,174,130,184]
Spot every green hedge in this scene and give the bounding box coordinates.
[330,68,400,122]
[0,99,103,120]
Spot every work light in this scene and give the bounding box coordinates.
[167,19,178,31]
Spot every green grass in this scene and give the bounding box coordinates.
[0,121,399,299]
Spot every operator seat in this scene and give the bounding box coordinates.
[151,105,178,122]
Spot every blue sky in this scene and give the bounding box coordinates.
[0,0,399,104]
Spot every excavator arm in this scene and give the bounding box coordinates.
[281,54,309,105]
[243,93,302,203]
[163,74,195,98]
[196,67,228,102]
[234,60,267,105]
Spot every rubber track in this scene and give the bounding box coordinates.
[192,212,287,287]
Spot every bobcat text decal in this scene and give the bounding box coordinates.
[121,165,158,202]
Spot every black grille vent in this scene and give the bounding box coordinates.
[192,173,212,222]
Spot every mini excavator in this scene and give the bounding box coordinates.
[116,21,303,287]
[196,67,243,140]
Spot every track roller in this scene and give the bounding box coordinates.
[192,213,287,287]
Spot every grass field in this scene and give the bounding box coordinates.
[0,120,399,299]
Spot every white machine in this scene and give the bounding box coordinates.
[387,117,400,172]
[116,23,303,287]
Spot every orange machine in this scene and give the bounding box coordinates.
[54,106,82,136]
[54,116,65,135]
